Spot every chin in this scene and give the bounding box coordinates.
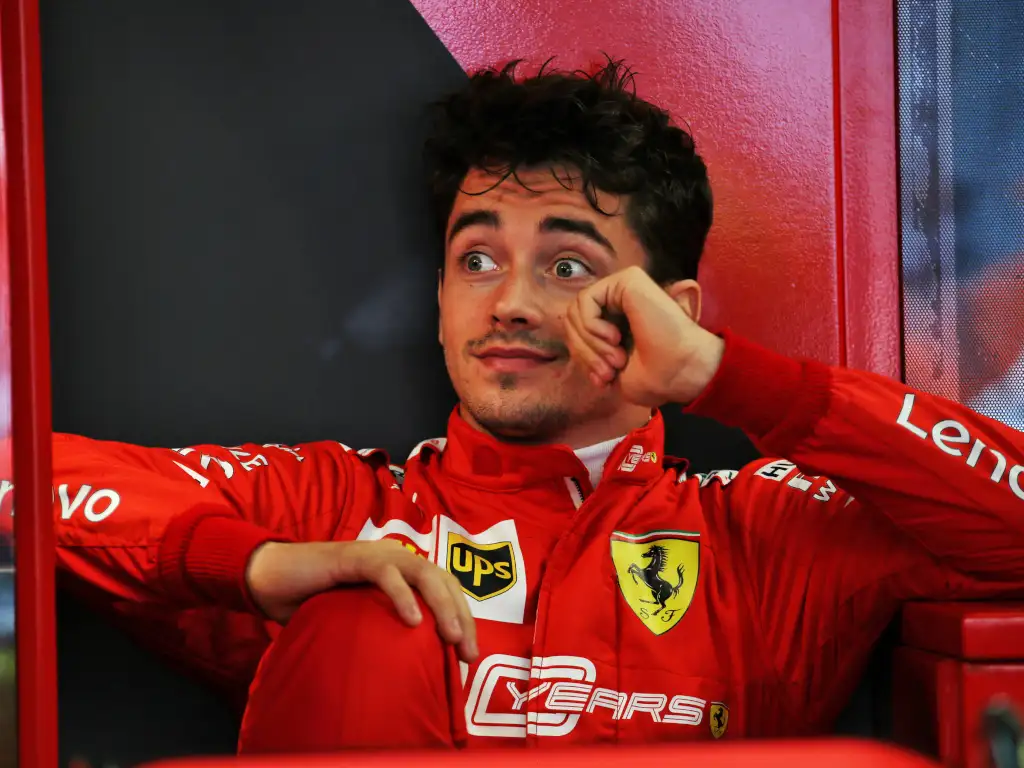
[463,395,574,444]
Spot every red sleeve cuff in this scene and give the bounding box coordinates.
[158,506,290,613]
[684,329,834,454]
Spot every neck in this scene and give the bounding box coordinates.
[459,403,652,450]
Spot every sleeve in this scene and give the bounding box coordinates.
[42,433,383,615]
[686,331,1024,725]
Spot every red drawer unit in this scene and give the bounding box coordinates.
[892,602,1024,768]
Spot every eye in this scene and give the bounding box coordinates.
[552,258,592,279]
[462,252,498,273]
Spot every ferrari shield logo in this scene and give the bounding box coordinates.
[447,533,517,601]
[709,702,729,738]
[610,530,699,635]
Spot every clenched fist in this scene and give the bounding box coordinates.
[564,265,726,407]
[246,539,478,663]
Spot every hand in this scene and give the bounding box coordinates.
[246,539,478,663]
[564,265,726,406]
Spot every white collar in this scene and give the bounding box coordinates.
[573,435,626,487]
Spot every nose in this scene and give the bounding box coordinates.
[490,267,544,330]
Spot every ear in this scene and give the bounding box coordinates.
[665,279,702,323]
[437,268,445,347]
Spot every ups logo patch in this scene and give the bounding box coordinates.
[447,533,517,601]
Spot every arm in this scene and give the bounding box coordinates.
[48,434,373,612]
[566,264,1023,550]
[687,332,1024,727]
[688,331,1024,587]
[37,432,477,663]
[563,265,1024,727]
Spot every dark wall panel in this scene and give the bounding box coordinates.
[43,0,464,454]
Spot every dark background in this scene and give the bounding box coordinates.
[41,0,759,764]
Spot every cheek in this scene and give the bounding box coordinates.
[439,291,482,348]
[549,283,582,316]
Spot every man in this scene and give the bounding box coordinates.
[47,60,1024,752]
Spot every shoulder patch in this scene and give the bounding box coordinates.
[753,459,797,482]
[752,458,849,504]
[685,469,739,487]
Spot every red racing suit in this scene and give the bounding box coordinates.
[29,331,1024,743]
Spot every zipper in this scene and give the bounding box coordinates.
[563,476,585,509]
[527,476,587,744]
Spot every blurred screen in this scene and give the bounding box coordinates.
[898,0,1024,430]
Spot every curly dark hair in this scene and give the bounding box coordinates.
[423,58,713,284]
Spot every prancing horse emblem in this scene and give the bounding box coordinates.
[610,530,700,635]
[628,545,685,615]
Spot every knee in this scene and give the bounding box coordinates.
[239,587,456,753]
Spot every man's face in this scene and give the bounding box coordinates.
[438,166,649,444]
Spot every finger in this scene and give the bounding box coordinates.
[409,564,464,645]
[568,297,628,369]
[588,328,628,370]
[374,564,423,626]
[571,285,606,328]
[445,574,479,662]
[574,289,623,348]
[565,317,618,382]
[565,320,616,382]
[580,306,622,346]
[565,325,618,382]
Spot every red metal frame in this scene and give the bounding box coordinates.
[834,0,902,379]
[2,0,57,766]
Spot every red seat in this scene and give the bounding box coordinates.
[892,601,1024,767]
[139,739,939,768]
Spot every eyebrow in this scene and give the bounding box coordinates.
[539,216,616,256]
[448,209,500,245]
[448,209,617,257]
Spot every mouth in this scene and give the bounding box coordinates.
[473,346,560,373]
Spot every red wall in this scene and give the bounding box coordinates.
[412,0,900,375]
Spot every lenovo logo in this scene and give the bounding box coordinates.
[897,393,1024,500]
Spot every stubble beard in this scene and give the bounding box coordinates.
[464,374,573,444]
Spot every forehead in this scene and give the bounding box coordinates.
[451,166,625,222]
